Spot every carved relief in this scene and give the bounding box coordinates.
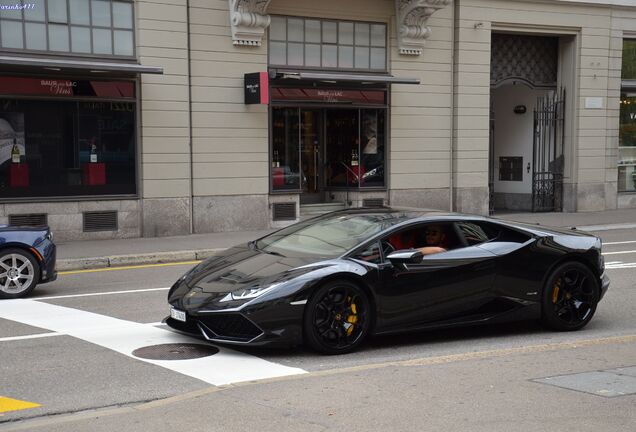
[228,0,273,46]
[395,0,451,55]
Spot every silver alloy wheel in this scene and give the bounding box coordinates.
[0,253,35,295]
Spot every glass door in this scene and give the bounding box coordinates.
[300,109,323,204]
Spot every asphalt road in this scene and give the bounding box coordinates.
[1,229,635,431]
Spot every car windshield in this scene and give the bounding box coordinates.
[255,212,413,258]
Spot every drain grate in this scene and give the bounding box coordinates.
[132,343,219,360]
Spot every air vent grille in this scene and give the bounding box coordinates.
[362,198,384,208]
[272,203,296,221]
[9,213,47,227]
[83,211,118,232]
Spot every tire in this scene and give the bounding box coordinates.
[541,261,599,331]
[303,279,372,354]
[0,248,40,299]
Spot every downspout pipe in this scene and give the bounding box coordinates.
[449,0,457,212]
[187,0,194,234]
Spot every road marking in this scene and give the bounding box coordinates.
[0,300,306,386]
[606,262,636,269]
[59,261,200,276]
[603,250,636,256]
[0,323,166,343]
[0,397,41,414]
[604,240,636,245]
[0,332,62,343]
[38,287,170,300]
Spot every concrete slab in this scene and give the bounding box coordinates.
[533,369,636,397]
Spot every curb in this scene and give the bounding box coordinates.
[57,248,225,271]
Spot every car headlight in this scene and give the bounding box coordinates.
[220,283,282,302]
[46,231,53,241]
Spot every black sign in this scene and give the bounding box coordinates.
[244,72,268,104]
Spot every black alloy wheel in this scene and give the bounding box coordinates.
[541,261,599,331]
[0,248,40,299]
[304,279,371,354]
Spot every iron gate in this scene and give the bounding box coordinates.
[532,89,565,212]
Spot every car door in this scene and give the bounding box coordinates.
[374,221,499,332]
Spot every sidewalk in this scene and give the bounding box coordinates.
[56,208,636,271]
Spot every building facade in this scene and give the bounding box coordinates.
[1,0,636,240]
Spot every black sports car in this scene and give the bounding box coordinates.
[0,224,57,299]
[166,208,609,354]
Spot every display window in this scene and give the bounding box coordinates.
[619,40,636,193]
[0,77,136,198]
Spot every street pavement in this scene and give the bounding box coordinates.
[57,207,636,271]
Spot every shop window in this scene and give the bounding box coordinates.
[619,40,636,192]
[271,108,301,191]
[0,0,135,58]
[269,16,387,72]
[0,95,136,199]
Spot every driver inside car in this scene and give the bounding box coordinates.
[417,225,449,256]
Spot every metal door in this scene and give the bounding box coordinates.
[532,88,565,212]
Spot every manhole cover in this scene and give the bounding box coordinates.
[132,343,219,360]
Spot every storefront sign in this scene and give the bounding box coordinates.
[0,77,135,99]
[271,88,386,105]
[244,72,269,104]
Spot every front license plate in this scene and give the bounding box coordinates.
[170,307,186,322]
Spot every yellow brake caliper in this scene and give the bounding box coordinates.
[552,278,561,304]
[345,297,358,336]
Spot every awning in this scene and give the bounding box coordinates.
[622,80,636,90]
[0,55,163,74]
[275,71,420,85]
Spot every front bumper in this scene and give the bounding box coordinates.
[164,300,304,348]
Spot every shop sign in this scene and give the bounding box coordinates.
[271,88,386,105]
[0,77,135,99]
[244,72,269,104]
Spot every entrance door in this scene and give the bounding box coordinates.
[300,109,323,204]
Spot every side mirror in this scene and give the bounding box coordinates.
[387,249,423,265]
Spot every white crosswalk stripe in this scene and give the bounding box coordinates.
[0,299,306,386]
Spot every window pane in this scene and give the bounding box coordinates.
[272,108,300,191]
[70,0,90,24]
[25,22,47,50]
[371,24,385,47]
[339,22,353,45]
[619,93,636,192]
[338,46,353,68]
[270,16,286,41]
[623,40,636,80]
[322,45,337,68]
[92,28,112,53]
[113,29,133,55]
[355,23,369,46]
[91,0,111,26]
[112,1,132,28]
[288,42,303,66]
[370,47,385,70]
[1,20,23,48]
[269,41,286,65]
[322,21,336,44]
[287,18,303,42]
[48,24,70,51]
[71,26,91,52]
[24,2,45,21]
[354,46,369,69]
[305,43,320,67]
[48,0,68,23]
[305,20,320,43]
[361,109,385,188]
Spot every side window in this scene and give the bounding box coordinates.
[351,241,382,264]
[456,222,496,246]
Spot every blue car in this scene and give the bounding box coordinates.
[0,225,57,299]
